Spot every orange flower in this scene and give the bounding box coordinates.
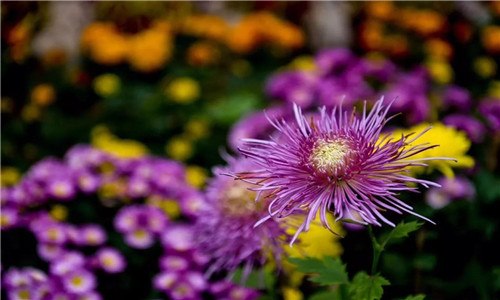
[186,41,220,66]
[365,1,394,21]
[360,20,384,51]
[383,34,409,57]
[425,39,453,60]
[180,15,229,42]
[482,26,500,53]
[31,84,56,107]
[397,9,445,36]
[81,23,128,65]
[127,27,172,72]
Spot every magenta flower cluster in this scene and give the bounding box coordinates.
[1,145,259,300]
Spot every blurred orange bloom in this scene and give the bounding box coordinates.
[397,8,445,37]
[483,26,500,53]
[31,84,56,107]
[365,1,394,21]
[127,27,172,72]
[425,39,453,60]
[186,41,220,67]
[81,23,128,65]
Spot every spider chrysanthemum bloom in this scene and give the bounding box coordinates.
[194,157,288,278]
[238,98,451,244]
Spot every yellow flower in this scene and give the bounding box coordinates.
[282,287,303,300]
[91,126,148,158]
[127,27,172,72]
[1,167,21,186]
[288,55,316,71]
[165,136,194,161]
[488,81,500,98]
[185,118,210,140]
[93,74,121,97]
[473,56,497,78]
[282,213,344,286]
[388,123,474,177]
[50,205,68,221]
[21,104,41,122]
[186,166,207,188]
[426,58,453,84]
[31,84,56,106]
[166,77,200,104]
[147,196,181,219]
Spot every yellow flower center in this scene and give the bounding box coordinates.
[71,276,83,286]
[222,181,261,217]
[310,139,350,174]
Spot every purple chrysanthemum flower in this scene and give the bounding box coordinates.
[194,157,288,277]
[237,98,448,243]
[93,247,126,273]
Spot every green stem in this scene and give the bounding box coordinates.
[368,226,381,275]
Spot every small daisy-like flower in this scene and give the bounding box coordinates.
[238,99,450,243]
[195,157,288,276]
[62,269,96,294]
[94,247,126,273]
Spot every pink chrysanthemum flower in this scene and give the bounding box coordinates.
[238,98,450,244]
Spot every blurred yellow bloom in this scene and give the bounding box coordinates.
[473,56,497,78]
[482,26,500,53]
[127,27,172,72]
[283,287,303,300]
[166,77,200,104]
[91,126,148,158]
[31,84,56,107]
[1,167,21,186]
[388,123,474,178]
[93,74,121,97]
[21,104,41,122]
[166,136,194,161]
[288,56,316,71]
[1,97,14,113]
[147,196,181,219]
[186,41,220,67]
[426,58,453,84]
[186,166,208,188]
[99,180,126,201]
[282,213,344,286]
[185,118,210,140]
[50,205,68,221]
[488,81,500,98]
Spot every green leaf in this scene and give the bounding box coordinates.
[401,295,425,300]
[289,256,349,286]
[309,290,341,300]
[384,221,423,245]
[348,272,390,300]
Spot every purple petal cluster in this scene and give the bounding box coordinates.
[114,204,168,249]
[1,144,260,298]
[265,48,431,123]
[425,176,476,209]
[237,99,448,243]
[194,157,289,277]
